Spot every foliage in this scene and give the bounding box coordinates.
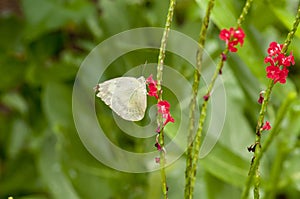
[0,0,300,199]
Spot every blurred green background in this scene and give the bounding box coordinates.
[1,0,300,198]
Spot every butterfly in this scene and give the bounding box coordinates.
[94,76,147,121]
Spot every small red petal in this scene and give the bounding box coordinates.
[267,42,282,56]
[146,75,157,85]
[264,56,275,66]
[157,100,171,114]
[219,29,230,41]
[262,121,271,131]
[163,112,175,126]
[221,53,227,61]
[203,94,210,101]
[155,142,162,151]
[156,125,161,133]
[146,75,159,98]
[258,95,264,104]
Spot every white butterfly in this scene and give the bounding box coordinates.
[94,76,147,121]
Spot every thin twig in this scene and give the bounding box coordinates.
[241,6,300,199]
[184,1,215,198]
[156,0,176,198]
[187,0,253,198]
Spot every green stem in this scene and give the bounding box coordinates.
[241,92,297,199]
[237,0,253,27]
[185,1,215,198]
[187,47,228,199]
[186,0,253,198]
[263,93,298,199]
[156,1,176,198]
[156,0,176,95]
[252,83,275,199]
[241,6,300,199]
[282,6,300,53]
[264,143,288,199]
[253,80,274,199]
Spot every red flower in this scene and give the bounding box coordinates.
[267,42,283,56]
[266,66,289,84]
[257,91,265,104]
[146,74,156,85]
[228,42,238,52]
[281,52,295,66]
[219,28,231,42]
[277,68,289,84]
[262,121,271,131]
[163,112,175,126]
[264,42,295,84]
[233,27,246,43]
[266,65,280,79]
[219,27,245,52]
[157,100,175,127]
[157,100,170,114]
[146,75,158,99]
[257,95,264,104]
[264,56,275,66]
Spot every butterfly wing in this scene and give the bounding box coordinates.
[95,76,147,121]
[95,78,117,106]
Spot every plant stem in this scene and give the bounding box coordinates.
[282,6,300,53]
[241,6,300,199]
[263,93,298,199]
[185,0,215,198]
[237,0,253,27]
[188,48,228,198]
[156,0,176,198]
[241,92,297,199]
[264,143,288,199]
[253,80,274,199]
[156,0,175,95]
[186,0,253,198]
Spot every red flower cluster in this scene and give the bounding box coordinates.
[146,75,159,99]
[157,101,175,126]
[146,75,175,159]
[219,27,245,52]
[265,42,295,84]
[262,121,271,131]
[146,75,174,128]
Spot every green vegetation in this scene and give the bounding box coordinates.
[1,0,300,199]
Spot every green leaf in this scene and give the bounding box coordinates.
[37,130,80,199]
[0,56,26,91]
[200,143,249,188]
[270,4,300,38]
[0,154,38,197]
[25,61,77,86]
[8,119,30,158]
[278,99,300,191]
[204,172,241,199]
[22,0,95,41]
[17,196,49,199]
[1,92,28,115]
[196,0,240,28]
[0,16,24,50]
[42,82,73,128]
